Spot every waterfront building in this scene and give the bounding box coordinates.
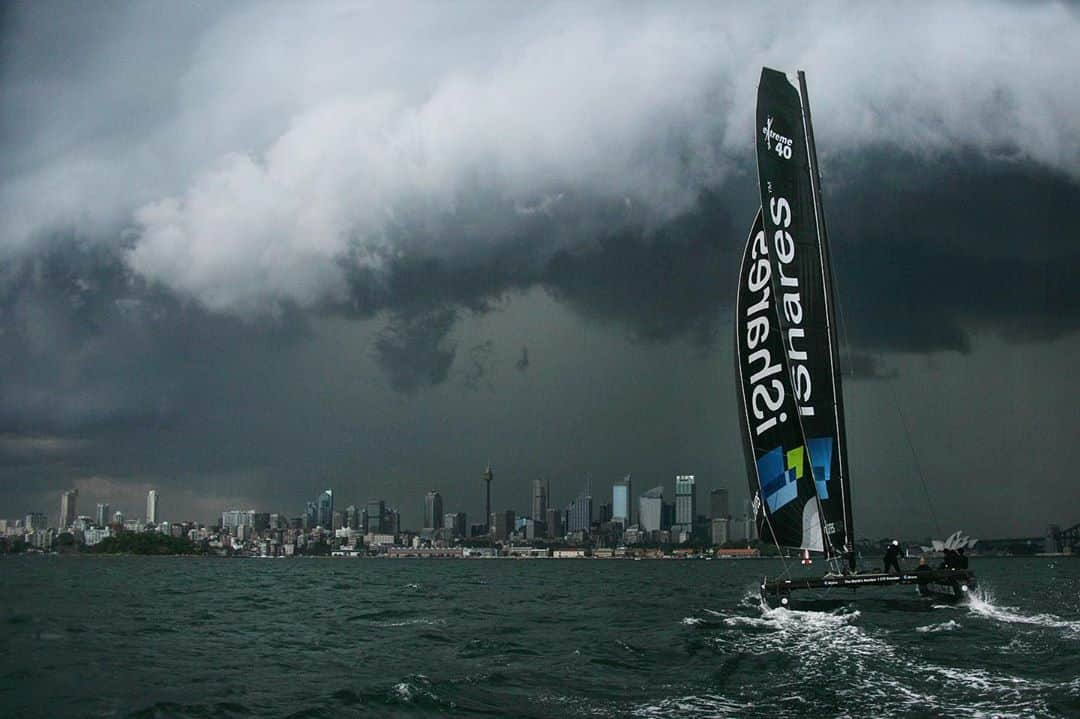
[612,475,632,526]
[316,490,334,529]
[490,510,515,541]
[424,490,444,531]
[95,503,110,527]
[710,488,729,520]
[661,502,675,531]
[222,509,256,533]
[344,505,361,531]
[366,499,387,534]
[332,511,344,531]
[711,517,730,546]
[146,490,159,525]
[59,489,78,529]
[25,512,47,532]
[674,475,696,535]
[531,479,548,526]
[566,481,593,534]
[84,527,112,547]
[639,487,663,533]
[444,512,467,538]
[546,507,563,538]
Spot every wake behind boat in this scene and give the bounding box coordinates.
[736,67,977,609]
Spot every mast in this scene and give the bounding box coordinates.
[797,71,854,557]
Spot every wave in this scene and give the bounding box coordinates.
[692,594,1059,718]
[915,619,960,633]
[630,693,749,717]
[966,589,1080,639]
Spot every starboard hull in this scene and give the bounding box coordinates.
[761,569,977,609]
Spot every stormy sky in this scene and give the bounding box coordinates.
[2,1,1078,539]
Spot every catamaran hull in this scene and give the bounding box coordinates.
[761,569,977,609]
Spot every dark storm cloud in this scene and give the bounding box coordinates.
[0,234,309,434]
[2,2,1080,533]
[373,308,459,394]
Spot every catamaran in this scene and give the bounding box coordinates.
[736,67,976,608]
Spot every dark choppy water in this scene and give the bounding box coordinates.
[1,556,1078,718]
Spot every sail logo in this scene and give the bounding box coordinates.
[743,226,789,437]
[808,436,833,501]
[770,196,814,418]
[762,117,793,159]
[757,445,804,512]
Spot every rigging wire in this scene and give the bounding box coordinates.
[887,377,944,540]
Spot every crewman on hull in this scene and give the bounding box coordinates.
[883,539,902,574]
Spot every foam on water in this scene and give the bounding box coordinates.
[916,619,960,633]
[694,589,1062,718]
[966,588,1080,638]
[630,693,749,718]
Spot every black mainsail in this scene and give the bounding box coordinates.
[746,67,977,606]
[735,210,824,551]
[752,67,852,558]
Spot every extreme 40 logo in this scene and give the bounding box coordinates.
[762,116,793,159]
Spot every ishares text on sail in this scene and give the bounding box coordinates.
[768,196,813,419]
[743,197,814,436]
[742,224,787,436]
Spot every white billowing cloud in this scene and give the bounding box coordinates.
[3,1,1079,314]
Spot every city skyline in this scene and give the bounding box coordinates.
[2,4,1079,538]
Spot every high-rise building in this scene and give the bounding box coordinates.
[424,490,444,531]
[344,505,361,530]
[531,479,548,522]
[674,475,696,533]
[25,513,47,532]
[365,499,386,534]
[490,510,515,541]
[661,501,675,531]
[710,488,729,520]
[546,507,563,538]
[566,480,593,534]
[612,475,632,526]
[222,510,255,533]
[95,503,110,528]
[316,490,333,528]
[59,489,78,529]
[444,512,467,538]
[639,487,663,533]
[113,511,124,525]
[304,501,317,529]
[711,517,730,546]
[146,490,159,525]
[482,465,493,533]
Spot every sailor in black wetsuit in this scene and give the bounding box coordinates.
[883,540,902,574]
[956,547,969,570]
[942,548,958,570]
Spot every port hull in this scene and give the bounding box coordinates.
[761,569,977,608]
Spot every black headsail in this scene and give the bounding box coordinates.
[735,210,825,551]
[754,67,852,557]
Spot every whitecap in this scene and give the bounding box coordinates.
[967,589,1080,638]
[915,619,960,633]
